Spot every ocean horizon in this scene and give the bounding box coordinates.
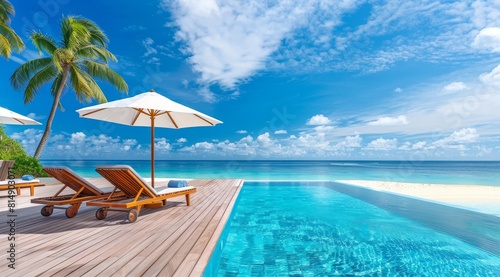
[40,160,500,187]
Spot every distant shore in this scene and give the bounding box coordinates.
[336,180,500,217]
[35,177,500,217]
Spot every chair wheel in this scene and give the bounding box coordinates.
[96,208,107,220]
[41,205,53,217]
[65,205,78,218]
[128,209,138,223]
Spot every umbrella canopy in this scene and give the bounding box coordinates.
[76,90,222,187]
[0,106,42,125]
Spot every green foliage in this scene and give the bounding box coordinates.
[0,126,47,177]
[0,0,25,58]
[10,15,128,158]
[10,15,128,106]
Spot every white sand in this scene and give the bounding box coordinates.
[336,180,500,217]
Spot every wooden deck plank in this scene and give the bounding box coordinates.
[152,180,238,276]
[52,180,228,276]
[97,180,226,276]
[126,180,236,276]
[0,178,243,276]
[76,181,226,276]
[178,179,244,276]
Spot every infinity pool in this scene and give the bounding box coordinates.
[204,182,500,276]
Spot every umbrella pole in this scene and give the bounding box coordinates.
[151,115,155,188]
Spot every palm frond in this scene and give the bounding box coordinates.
[23,64,57,103]
[82,60,128,92]
[10,57,52,89]
[69,64,107,103]
[0,0,15,23]
[0,33,10,57]
[30,31,56,55]
[62,16,91,49]
[61,15,109,50]
[76,45,117,63]
[0,22,24,52]
[83,74,108,103]
[76,17,108,46]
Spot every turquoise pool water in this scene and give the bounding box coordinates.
[204,182,500,276]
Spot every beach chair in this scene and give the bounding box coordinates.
[0,160,14,181]
[86,165,196,223]
[0,160,45,196]
[31,166,118,218]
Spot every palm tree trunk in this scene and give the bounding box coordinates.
[33,67,69,158]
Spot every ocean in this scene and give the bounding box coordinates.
[39,160,500,186]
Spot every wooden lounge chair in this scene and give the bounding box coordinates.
[31,166,118,218]
[86,165,196,223]
[0,160,45,196]
[0,160,14,181]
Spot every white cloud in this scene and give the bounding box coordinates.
[394,87,403,93]
[7,126,494,159]
[335,135,362,149]
[257,132,272,147]
[472,27,500,52]
[70,132,86,144]
[142,37,158,57]
[274,129,287,134]
[164,0,340,88]
[433,128,479,148]
[368,115,408,126]
[443,82,468,92]
[194,142,215,150]
[365,138,397,150]
[146,57,160,65]
[9,49,41,65]
[197,86,217,103]
[9,129,43,155]
[26,113,45,120]
[307,114,331,125]
[412,141,427,150]
[479,64,500,89]
[325,64,500,137]
[10,129,41,142]
[473,145,492,157]
[154,138,172,151]
[7,130,146,158]
[161,0,500,96]
[236,130,248,134]
[399,141,427,150]
[313,125,334,134]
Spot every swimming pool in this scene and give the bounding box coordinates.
[204,182,500,276]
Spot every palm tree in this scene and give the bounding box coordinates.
[0,0,24,58]
[10,15,128,158]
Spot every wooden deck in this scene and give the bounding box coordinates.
[0,178,243,276]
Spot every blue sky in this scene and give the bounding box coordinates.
[2,0,500,160]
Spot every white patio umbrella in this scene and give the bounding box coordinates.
[76,89,222,187]
[0,106,42,125]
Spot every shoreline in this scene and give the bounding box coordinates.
[336,180,500,217]
[35,177,500,217]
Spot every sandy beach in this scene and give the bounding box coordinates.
[336,180,500,217]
